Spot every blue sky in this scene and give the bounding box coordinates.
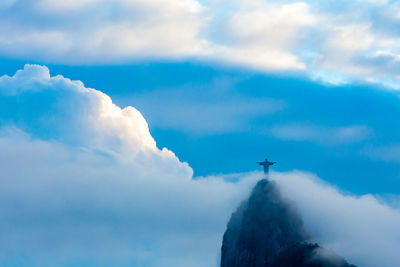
[2,1,400,266]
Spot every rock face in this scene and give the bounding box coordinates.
[220,179,356,267]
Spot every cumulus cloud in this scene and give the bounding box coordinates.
[270,123,373,145]
[0,64,261,266]
[0,64,177,163]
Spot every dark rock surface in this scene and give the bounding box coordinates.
[220,179,356,267]
[271,243,356,267]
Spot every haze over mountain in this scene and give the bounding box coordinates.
[221,179,356,267]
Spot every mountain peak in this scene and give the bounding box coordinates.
[220,179,356,267]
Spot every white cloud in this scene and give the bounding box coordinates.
[270,171,400,267]
[0,0,208,63]
[0,1,313,71]
[214,2,315,70]
[365,144,400,163]
[270,123,372,145]
[0,127,261,266]
[310,20,400,87]
[314,23,375,77]
[3,0,400,88]
[0,64,162,156]
[0,64,261,266]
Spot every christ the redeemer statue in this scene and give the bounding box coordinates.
[257,158,276,175]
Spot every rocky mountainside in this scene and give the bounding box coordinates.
[220,179,356,267]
